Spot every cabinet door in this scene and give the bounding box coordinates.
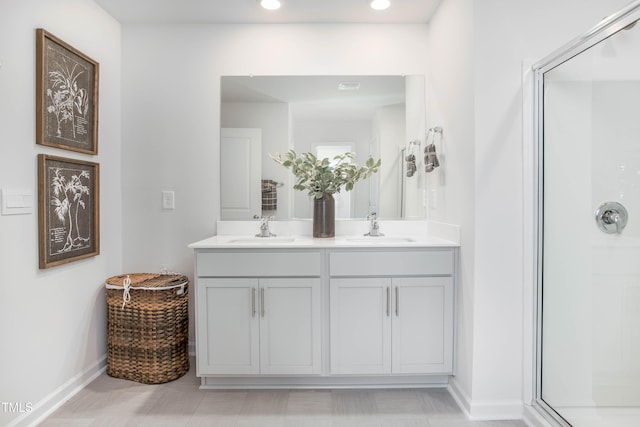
[197,278,259,375]
[259,278,321,375]
[330,278,392,374]
[391,277,454,374]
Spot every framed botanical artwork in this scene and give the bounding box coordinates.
[38,155,100,269]
[36,28,99,155]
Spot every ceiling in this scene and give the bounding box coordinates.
[93,0,442,24]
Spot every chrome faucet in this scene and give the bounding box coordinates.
[254,215,276,237]
[364,213,384,237]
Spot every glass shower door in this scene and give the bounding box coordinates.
[539,9,640,426]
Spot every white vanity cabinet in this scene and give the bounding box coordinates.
[195,250,322,376]
[191,240,457,388]
[329,249,455,375]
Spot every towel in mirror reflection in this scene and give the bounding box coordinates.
[262,179,278,211]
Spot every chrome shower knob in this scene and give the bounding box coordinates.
[594,201,628,234]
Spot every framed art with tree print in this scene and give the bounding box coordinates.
[38,155,100,269]
[36,29,99,155]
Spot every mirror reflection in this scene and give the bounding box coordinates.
[220,75,426,220]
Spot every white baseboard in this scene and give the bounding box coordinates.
[8,355,107,427]
[447,377,472,417]
[447,377,524,421]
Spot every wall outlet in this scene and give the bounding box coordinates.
[162,191,175,209]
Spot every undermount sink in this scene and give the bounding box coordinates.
[344,236,415,243]
[227,237,296,244]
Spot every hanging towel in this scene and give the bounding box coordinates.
[405,153,417,177]
[405,140,419,177]
[261,179,278,211]
[424,144,440,173]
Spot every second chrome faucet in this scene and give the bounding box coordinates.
[254,215,276,237]
[364,213,384,237]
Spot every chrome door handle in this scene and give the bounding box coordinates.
[252,287,256,317]
[395,286,399,316]
[386,287,390,317]
[595,201,628,234]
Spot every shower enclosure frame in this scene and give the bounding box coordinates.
[530,1,640,426]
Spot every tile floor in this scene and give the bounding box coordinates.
[40,360,527,427]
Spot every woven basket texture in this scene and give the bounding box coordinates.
[106,273,189,384]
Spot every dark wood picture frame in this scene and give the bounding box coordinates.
[36,29,99,155]
[38,155,100,269]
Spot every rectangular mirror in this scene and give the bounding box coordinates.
[220,75,426,220]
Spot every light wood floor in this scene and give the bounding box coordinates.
[40,360,527,427]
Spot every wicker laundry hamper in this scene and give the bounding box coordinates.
[105,273,189,384]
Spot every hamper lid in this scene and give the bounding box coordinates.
[105,273,188,290]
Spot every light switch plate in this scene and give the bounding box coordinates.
[1,189,34,215]
[162,191,175,210]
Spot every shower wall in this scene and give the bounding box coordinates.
[543,79,640,408]
[590,81,640,406]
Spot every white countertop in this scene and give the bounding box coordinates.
[188,233,458,249]
[189,219,460,249]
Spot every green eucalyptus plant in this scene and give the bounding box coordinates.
[271,150,381,200]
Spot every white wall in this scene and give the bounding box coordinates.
[427,0,476,409]
[429,0,632,419]
[0,0,121,426]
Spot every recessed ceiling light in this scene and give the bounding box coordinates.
[370,0,390,11]
[260,0,282,10]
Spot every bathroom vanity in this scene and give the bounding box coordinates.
[189,221,459,389]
